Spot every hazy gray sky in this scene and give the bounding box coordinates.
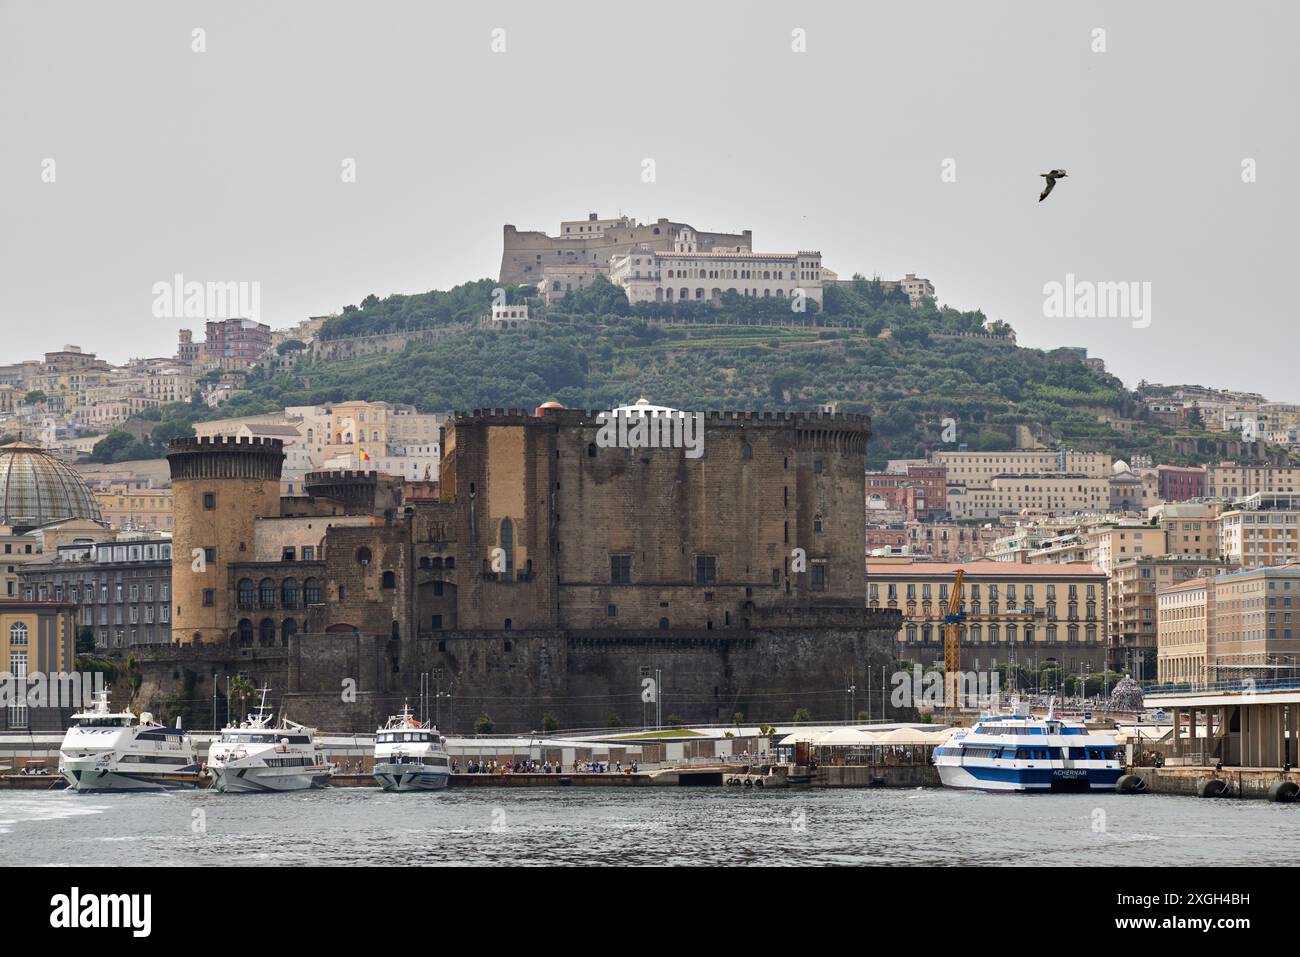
[2,0,1295,398]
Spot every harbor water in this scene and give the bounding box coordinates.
[2,787,1298,866]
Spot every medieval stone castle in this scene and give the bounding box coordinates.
[156,406,901,731]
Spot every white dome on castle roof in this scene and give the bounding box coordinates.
[607,397,683,416]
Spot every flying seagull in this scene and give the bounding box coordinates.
[1039,169,1068,202]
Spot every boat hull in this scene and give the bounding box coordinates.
[373,764,450,792]
[936,762,1123,793]
[60,760,203,793]
[209,765,333,793]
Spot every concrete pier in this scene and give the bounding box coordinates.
[815,765,939,787]
[1130,766,1300,799]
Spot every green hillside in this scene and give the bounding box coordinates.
[100,277,1281,470]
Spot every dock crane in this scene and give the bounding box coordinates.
[904,568,1045,709]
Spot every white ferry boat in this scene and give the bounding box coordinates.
[933,702,1123,793]
[207,687,334,793]
[372,704,450,792]
[58,691,202,792]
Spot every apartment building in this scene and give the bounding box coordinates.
[947,475,1110,520]
[1157,577,1212,685]
[1160,565,1300,688]
[1109,556,1236,680]
[94,483,175,532]
[18,536,174,654]
[867,559,1108,675]
[1218,494,1300,569]
[865,465,947,519]
[932,450,1113,485]
[1153,501,1222,559]
[1206,464,1300,499]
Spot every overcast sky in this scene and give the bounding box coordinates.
[1,0,1295,399]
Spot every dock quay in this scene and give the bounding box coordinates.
[1128,766,1300,800]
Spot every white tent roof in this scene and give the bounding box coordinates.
[876,726,946,745]
[777,729,832,745]
[813,727,883,746]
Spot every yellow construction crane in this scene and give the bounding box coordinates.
[903,568,1045,708]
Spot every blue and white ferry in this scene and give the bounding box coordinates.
[933,702,1123,793]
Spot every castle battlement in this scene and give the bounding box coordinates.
[454,407,870,428]
[168,435,285,452]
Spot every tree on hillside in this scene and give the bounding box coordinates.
[88,431,157,463]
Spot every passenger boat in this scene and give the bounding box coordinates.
[207,687,334,793]
[58,690,202,792]
[933,700,1123,793]
[372,703,450,791]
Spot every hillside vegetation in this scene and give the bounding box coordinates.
[96,277,1270,469]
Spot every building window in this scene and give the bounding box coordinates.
[203,492,216,510]
[811,563,828,592]
[498,519,514,577]
[304,578,322,604]
[381,570,397,589]
[695,555,717,586]
[259,578,276,608]
[202,589,215,607]
[8,646,28,727]
[281,579,299,608]
[611,555,632,585]
[237,578,255,609]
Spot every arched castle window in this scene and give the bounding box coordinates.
[259,618,275,645]
[9,622,27,646]
[382,570,396,589]
[659,618,669,630]
[259,578,276,608]
[444,557,455,570]
[356,547,371,566]
[304,578,322,605]
[237,579,255,609]
[237,619,253,645]
[282,619,297,644]
[281,578,298,608]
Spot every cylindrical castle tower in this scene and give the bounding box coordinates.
[167,436,284,644]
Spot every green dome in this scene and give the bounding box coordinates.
[0,441,103,531]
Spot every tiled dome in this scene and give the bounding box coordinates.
[0,441,103,531]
